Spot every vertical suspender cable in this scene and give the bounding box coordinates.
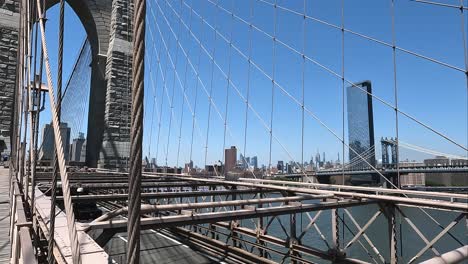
[268,0,278,173]
[30,0,39,217]
[29,0,46,216]
[154,14,172,166]
[9,0,22,190]
[29,0,42,246]
[221,0,235,173]
[176,2,194,167]
[341,0,345,185]
[47,0,64,262]
[203,0,218,168]
[20,0,30,193]
[146,10,166,166]
[15,0,24,186]
[300,0,306,175]
[25,0,34,197]
[390,1,401,260]
[460,0,468,160]
[390,0,400,188]
[186,4,202,166]
[242,0,253,170]
[145,25,157,164]
[164,10,182,167]
[127,0,145,262]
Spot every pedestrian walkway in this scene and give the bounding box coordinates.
[0,168,11,263]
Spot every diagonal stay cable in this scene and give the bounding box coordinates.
[256,0,466,73]
[35,0,81,262]
[411,0,468,10]
[161,0,315,181]
[148,3,206,164]
[242,0,254,169]
[163,9,183,167]
[175,0,194,167]
[152,16,172,166]
[171,1,466,245]
[153,1,262,177]
[203,0,219,168]
[268,0,278,173]
[206,0,467,152]
[180,0,468,176]
[221,0,235,170]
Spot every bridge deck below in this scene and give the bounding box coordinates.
[105,230,215,264]
[0,168,11,263]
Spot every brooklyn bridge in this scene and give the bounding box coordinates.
[0,0,467,263]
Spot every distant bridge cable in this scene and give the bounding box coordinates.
[398,141,468,160]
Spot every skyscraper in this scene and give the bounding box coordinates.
[39,122,71,162]
[251,156,258,169]
[224,146,237,173]
[70,132,86,162]
[347,80,376,170]
[277,160,284,173]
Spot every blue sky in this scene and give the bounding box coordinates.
[40,0,467,168]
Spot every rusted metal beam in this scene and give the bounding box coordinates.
[40,181,227,189]
[174,177,468,211]
[93,194,331,222]
[211,222,363,264]
[87,199,375,230]
[57,188,276,201]
[239,178,468,200]
[138,172,466,201]
[420,245,468,264]
[409,213,466,263]
[171,227,276,264]
[343,208,385,263]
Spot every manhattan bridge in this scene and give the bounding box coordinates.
[0,0,467,263]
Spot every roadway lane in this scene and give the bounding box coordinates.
[97,205,217,264]
[104,229,216,264]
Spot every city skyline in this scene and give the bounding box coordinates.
[2,1,468,263]
[36,1,467,169]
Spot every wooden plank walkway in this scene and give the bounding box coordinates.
[35,187,109,263]
[0,168,11,263]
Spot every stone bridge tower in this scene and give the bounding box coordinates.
[0,0,20,159]
[0,0,134,169]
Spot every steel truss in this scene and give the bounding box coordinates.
[26,172,467,263]
[6,0,467,262]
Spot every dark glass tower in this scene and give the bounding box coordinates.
[347,81,376,172]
